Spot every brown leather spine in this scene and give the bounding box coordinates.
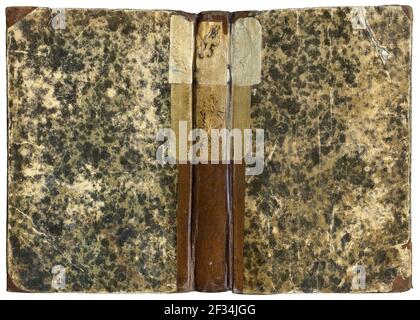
[193,164,230,291]
[192,12,231,292]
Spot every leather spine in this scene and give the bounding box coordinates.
[192,12,231,292]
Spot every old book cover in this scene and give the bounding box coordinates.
[7,7,194,292]
[6,5,412,294]
[233,6,412,293]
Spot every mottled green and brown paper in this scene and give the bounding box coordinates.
[7,8,179,292]
[243,6,412,293]
[7,6,412,293]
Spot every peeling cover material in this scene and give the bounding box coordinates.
[231,17,262,86]
[169,15,195,84]
[195,21,229,85]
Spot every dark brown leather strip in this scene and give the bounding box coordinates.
[6,7,37,28]
[193,164,229,291]
[232,163,245,293]
[177,164,193,292]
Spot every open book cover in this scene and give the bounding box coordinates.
[6,6,412,293]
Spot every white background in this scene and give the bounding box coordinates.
[0,0,418,300]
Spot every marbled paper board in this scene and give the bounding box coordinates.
[7,8,179,292]
[243,6,412,293]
